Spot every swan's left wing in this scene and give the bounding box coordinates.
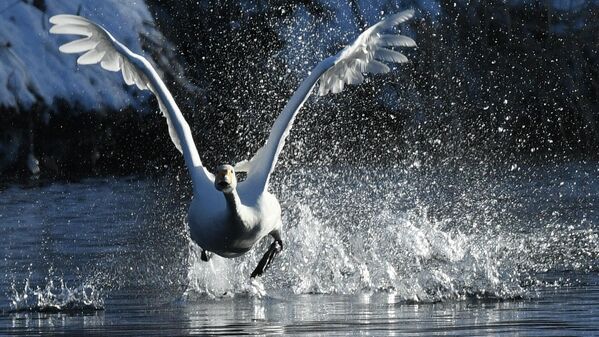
[49,14,214,189]
[237,10,416,192]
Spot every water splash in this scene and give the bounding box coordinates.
[4,165,595,308]
[9,278,103,313]
[184,243,267,299]
[183,165,599,302]
[184,205,525,302]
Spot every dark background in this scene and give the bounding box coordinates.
[1,0,598,181]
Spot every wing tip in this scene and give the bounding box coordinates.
[49,15,64,25]
[397,9,415,20]
[49,14,80,24]
[385,9,415,25]
[49,14,93,30]
[49,15,92,36]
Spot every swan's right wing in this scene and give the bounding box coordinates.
[237,10,416,193]
[318,9,416,95]
[49,15,213,188]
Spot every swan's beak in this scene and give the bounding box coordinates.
[215,175,232,192]
[215,179,231,191]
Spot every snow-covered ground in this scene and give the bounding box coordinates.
[0,0,186,175]
[0,0,162,112]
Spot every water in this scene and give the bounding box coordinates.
[0,161,598,335]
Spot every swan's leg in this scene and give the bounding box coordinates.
[250,232,283,278]
[200,249,212,262]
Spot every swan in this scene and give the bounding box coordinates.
[49,10,416,278]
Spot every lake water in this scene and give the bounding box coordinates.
[0,162,598,335]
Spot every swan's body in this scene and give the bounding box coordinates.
[188,190,281,258]
[188,170,282,258]
[49,10,416,277]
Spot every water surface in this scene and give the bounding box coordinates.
[1,162,598,335]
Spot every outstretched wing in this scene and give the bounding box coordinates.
[237,10,416,192]
[49,15,213,188]
[318,10,416,95]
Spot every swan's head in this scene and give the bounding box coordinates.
[214,164,237,193]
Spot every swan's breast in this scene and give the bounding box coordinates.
[186,189,282,257]
[253,192,282,229]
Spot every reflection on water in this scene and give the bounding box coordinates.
[0,162,598,335]
[3,288,599,335]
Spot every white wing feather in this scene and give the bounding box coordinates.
[237,10,416,192]
[318,9,415,96]
[50,15,179,149]
[49,15,212,188]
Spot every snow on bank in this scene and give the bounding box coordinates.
[0,0,162,113]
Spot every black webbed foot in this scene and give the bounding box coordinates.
[200,249,212,262]
[250,240,283,279]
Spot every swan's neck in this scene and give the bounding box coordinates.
[223,190,242,221]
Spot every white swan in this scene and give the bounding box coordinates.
[49,10,416,278]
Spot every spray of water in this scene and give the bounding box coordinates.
[182,165,598,301]
[9,278,103,313]
[4,164,596,312]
